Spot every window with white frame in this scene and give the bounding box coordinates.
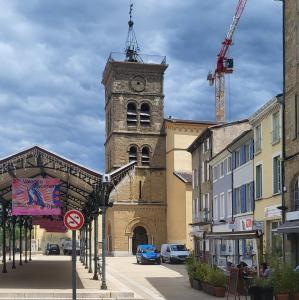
[256,164,263,199]
[220,161,224,178]
[213,195,218,220]
[196,198,200,218]
[203,193,210,220]
[213,166,217,181]
[235,187,242,214]
[227,190,232,217]
[255,125,262,153]
[192,169,195,188]
[272,111,280,144]
[273,156,281,194]
[207,162,210,181]
[201,161,205,183]
[219,193,225,220]
[246,183,252,211]
[227,156,232,173]
[245,143,250,162]
[235,148,241,168]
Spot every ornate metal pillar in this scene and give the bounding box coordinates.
[24,218,28,263]
[85,224,88,269]
[8,220,11,261]
[93,213,99,280]
[12,216,16,269]
[2,202,7,273]
[19,217,23,266]
[29,221,32,262]
[88,221,92,273]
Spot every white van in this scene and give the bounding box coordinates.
[160,244,189,263]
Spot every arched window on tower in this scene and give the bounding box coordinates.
[141,147,150,166]
[127,102,137,127]
[140,103,150,126]
[295,177,299,211]
[129,146,137,162]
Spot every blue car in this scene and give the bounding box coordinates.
[136,244,161,265]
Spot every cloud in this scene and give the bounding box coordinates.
[0,0,282,171]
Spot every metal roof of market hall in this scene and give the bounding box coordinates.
[0,145,135,214]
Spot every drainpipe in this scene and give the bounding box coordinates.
[227,148,235,264]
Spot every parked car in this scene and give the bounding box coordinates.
[45,244,60,255]
[61,239,80,255]
[136,244,161,265]
[160,243,189,263]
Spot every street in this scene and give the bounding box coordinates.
[106,256,222,300]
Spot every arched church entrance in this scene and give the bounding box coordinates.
[132,226,148,255]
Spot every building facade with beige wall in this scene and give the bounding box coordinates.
[249,95,283,256]
[165,118,215,249]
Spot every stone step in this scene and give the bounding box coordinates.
[0,289,143,300]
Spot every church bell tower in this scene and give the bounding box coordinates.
[101,3,168,255]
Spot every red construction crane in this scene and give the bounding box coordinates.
[207,0,247,122]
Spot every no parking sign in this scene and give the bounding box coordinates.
[63,210,84,231]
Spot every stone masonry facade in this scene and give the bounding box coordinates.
[284,0,299,265]
[102,60,168,255]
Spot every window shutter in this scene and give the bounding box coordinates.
[233,189,237,215]
[241,185,246,213]
[232,152,236,169]
[250,182,255,211]
[241,145,246,165]
[249,141,254,160]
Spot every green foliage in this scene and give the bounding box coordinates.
[185,251,197,278]
[206,267,227,287]
[253,277,272,288]
[194,263,210,282]
[271,260,294,295]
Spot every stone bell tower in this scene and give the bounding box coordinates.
[101,3,168,255]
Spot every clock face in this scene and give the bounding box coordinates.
[130,76,146,92]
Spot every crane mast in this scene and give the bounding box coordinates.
[208,0,247,122]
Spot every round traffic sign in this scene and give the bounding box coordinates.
[63,210,84,231]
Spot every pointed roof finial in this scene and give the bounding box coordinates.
[125,1,142,62]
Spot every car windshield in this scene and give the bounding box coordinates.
[170,245,187,251]
[141,247,156,252]
[50,245,59,250]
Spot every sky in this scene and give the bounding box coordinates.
[0,0,283,172]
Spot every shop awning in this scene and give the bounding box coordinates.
[277,221,299,233]
[205,230,262,240]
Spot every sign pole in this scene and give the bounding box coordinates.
[63,209,85,300]
[72,230,76,300]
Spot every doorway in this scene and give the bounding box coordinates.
[132,226,148,255]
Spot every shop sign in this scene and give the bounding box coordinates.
[236,216,253,231]
[253,221,264,231]
[264,205,282,218]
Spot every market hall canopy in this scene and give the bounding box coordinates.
[0,146,135,215]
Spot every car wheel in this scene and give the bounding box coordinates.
[161,257,165,263]
[136,259,139,264]
[156,260,161,265]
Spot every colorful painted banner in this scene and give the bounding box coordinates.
[12,178,61,216]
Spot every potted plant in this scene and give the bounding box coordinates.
[206,267,227,297]
[248,277,273,300]
[185,253,197,288]
[192,263,208,290]
[272,264,293,300]
[290,270,299,300]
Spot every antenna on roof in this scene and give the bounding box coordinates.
[125,1,142,62]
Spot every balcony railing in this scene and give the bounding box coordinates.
[107,52,167,65]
